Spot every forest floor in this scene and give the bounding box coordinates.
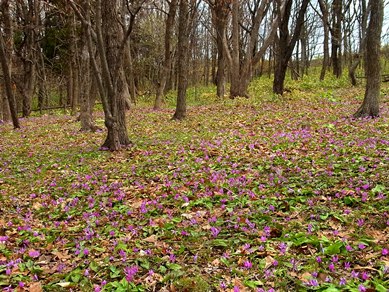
[0,77,389,291]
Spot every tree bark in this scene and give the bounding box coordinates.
[354,0,383,118]
[331,0,342,78]
[172,0,190,120]
[79,6,97,132]
[154,0,178,110]
[0,27,20,129]
[211,0,230,98]
[273,0,309,95]
[15,0,39,118]
[348,0,367,86]
[0,0,19,128]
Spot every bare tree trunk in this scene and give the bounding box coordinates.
[331,0,342,78]
[349,0,367,86]
[124,43,137,106]
[69,14,79,115]
[273,0,309,95]
[0,0,19,128]
[172,0,190,120]
[354,0,383,118]
[154,0,178,110]
[79,5,97,132]
[211,0,230,98]
[15,0,39,118]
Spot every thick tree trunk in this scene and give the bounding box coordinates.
[0,1,19,128]
[229,1,245,98]
[354,0,383,118]
[154,0,178,110]
[99,0,131,150]
[0,32,20,129]
[172,0,190,120]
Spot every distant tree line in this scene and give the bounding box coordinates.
[0,0,384,150]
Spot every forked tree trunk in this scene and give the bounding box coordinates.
[273,0,309,95]
[354,0,383,118]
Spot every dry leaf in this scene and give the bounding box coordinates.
[144,235,158,243]
[56,282,71,288]
[29,282,43,292]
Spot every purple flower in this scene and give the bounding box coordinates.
[0,236,8,243]
[169,253,176,262]
[243,260,252,269]
[346,245,353,251]
[210,226,220,237]
[339,277,347,285]
[358,243,366,249]
[351,270,359,278]
[278,242,287,254]
[382,248,388,256]
[220,281,227,290]
[358,284,366,292]
[124,265,139,282]
[308,279,319,287]
[316,256,322,263]
[28,250,40,258]
[328,263,335,272]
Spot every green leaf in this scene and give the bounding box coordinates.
[139,259,150,270]
[374,281,388,292]
[372,184,385,193]
[158,265,167,274]
[244,280,263,288]
[343,196,355,206]
[211,239,228,247]
[321,287,340,292]
[324,241,344,255]
[166,263,182,271]
[71,273,81,283]
[89,261,99,272]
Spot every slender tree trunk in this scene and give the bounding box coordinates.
[79,20,96,132]
[331,0,342,78]
[125,43,137,106]
[154,0,178,110]
[354,0,383,118]
[349,0,367,86]
[172,0,190,120]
